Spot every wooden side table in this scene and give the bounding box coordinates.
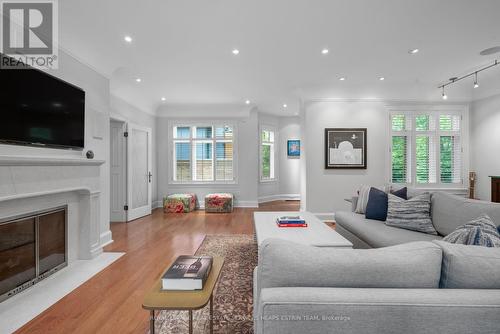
[143,257,224,334]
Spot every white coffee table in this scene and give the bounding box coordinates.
[253,211,353,249]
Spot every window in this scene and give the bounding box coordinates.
[390,111,462,186]
[260,128,276,181]
[172,124,234,182]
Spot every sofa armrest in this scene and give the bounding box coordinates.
[255,287,500,334]
[256,239,441,295]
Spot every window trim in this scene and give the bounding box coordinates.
[169,121,238,185]
[260,125,278,183]
[387,105,468,189]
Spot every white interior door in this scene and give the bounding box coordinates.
[127,123,152,221]
[110,120,127,222]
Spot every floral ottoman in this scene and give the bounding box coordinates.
[163,193,197,213]
[205,193,234,213]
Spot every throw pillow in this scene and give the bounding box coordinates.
[365,188,388,221]
[386,193,437,235]
[365,187,410,221]
[391,187,408,200]
[355,184,390,214]
[443,214,500,247]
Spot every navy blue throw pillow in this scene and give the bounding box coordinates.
[391,187,408,200]
[365,187,388,221]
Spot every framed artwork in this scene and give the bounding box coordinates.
[325,128,367,169]
[287,140,300,157]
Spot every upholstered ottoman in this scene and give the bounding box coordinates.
[164,193,197,213]
[205,193,234,213]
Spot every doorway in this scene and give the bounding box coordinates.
[109,119,152,222]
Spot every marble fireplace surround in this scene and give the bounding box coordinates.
[0,155,110,262]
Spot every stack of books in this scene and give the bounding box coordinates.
[276,215,307,227]
[162,255,213,290]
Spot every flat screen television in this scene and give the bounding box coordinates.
[0,54,85,150]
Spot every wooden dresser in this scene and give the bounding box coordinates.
[491,176,500,203]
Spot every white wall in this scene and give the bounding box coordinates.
[303,101,390,214]
[156,109,259,207]
[110,95,158,205]
[279,117,301,197]
[0,50,112,243]
[470,94,500,201]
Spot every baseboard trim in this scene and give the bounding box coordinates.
[197,200,259,210]
[152,200,162,209]
[258,194,301,203]
[100,230,114,248]
[235,200,259,208]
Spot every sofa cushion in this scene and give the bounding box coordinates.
[258,239,443,290]
[443,214,500,247]
[386,193,437,235]
[335,211,442,248]
[431,192,500,236]
[434,240,500,289]
[365,187,388,221]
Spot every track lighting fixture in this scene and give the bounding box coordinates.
[438,59,498,99]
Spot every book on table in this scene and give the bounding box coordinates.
[162,256,213,290]
[276,215,307,227]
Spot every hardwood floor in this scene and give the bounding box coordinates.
[16,201,299,334]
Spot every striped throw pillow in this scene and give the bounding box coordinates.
[355,185,391,214]
[443,214,500,247]
[386,193,437,235]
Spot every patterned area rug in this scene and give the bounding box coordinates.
[155,235,257,333]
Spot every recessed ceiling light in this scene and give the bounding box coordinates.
[379,77,385,81]
[245,100,250,105]
[408,48,419,54]
[283,104,288,108]
[339,77,346,81]
[161,97,166,101]
[124,35,133,43]
[321,48,329,55]
[232,49,240,55]
[135,78,142,83]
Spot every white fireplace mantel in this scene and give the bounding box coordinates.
[0,155,105,166]
[0,155,109,261]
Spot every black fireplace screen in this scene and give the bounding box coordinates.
[0,207,67,302]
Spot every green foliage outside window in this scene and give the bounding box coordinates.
[392,136,407,183]
[262,145,271,178]
[416,136,429,183]
[440,136,453,183]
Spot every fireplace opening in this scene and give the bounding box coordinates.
[0,206,67,302]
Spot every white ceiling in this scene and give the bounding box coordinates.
[59,0,500,115]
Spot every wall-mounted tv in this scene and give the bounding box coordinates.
[0,54,85,150]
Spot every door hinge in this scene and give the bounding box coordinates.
[124,132,128,137]
[124,205,129,211]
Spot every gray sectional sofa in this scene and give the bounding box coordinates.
[254,239,500,334]
[335,191,500,248]
[253,192,500,333]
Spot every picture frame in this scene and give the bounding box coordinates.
[325,128,367,169]
[287,140,300,157]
